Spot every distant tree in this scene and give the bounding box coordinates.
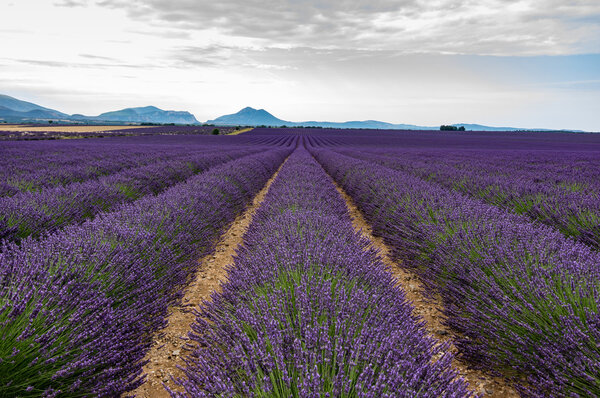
[212,128,220,135]
[48,120,53,124]
[440,125,459,131]
[458,126,466,131]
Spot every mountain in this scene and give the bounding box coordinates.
[71,106,199,124]
[0,94,69,120]
[0,95,584,131]
[0,95,198,124]
[294,120,431,130]
[90,106,198,124]
[206,106,584,132]
[207,107,287,126]
[206,107,434,129]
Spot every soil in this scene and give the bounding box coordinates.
[331,180,519,398]
[129,157,288,397]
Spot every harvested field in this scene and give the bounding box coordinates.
[0,125,153,132]
[228,127,254,135]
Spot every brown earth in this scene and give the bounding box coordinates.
[129,157,288,397]
[331,180,519,398]
[0,125,153,133]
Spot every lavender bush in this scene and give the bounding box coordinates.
[171,147,471,397]
[0,148,260,242]
[0,146,290,396]
[310,146,600,397]
[0,143,181,196]
[335,147,600,250]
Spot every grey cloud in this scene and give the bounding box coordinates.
[54,0,89,6]
[127,28,191,39]
[171,45,241,68]
[171,44,347,70]
[170,45,600,93]
[18,60,71,68]
[94,0,600,55]
[170,44,298,71]
[16,59,163,69]
[79,53,118,61]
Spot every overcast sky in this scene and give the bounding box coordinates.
[1,0,599,130]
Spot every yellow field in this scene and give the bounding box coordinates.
[228,127,254,135]
[0,125,153,133]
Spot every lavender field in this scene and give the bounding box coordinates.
[1,128,599,397]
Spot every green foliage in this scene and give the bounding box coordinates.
[440,125,465,131]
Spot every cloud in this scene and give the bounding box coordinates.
[92,0,600,55]
[54,0,88,6]
[79,53,118,61]
[15,59,162,69]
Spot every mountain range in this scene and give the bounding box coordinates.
[206,107,580,132]
[0,94,582,131]
[0,95,198,124]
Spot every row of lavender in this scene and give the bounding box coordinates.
[0,147,262,242]
[308,144,600,397]
[0,140,292,396]
[332,146,600,250]
[0,125,239,140]
[0,143,181,197]
[0,138,266,197]
[171,147,471,397]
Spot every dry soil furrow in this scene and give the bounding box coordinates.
[131,157,288,398]
[331,179,519,398]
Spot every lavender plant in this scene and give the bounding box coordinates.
[310,146,600,397]
[0,146,290,396]
[335,147,600,250]
[171,147,471,397]
[0,148,260,242]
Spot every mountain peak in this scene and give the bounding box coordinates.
[207,106,287,126]
[135,105,162,114]
[95,106,198,123]
[0,94,67,116]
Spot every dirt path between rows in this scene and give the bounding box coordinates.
[130,157,288,398]
[331,180,519,398]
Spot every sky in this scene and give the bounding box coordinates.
[1,0,599,130]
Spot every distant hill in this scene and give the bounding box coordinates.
[0,94,69,120]
[206,106,578,131]
[207,107,287,126]
[0,95,198,124]
[294,120,431,130]
[77,106,199,124]
[0,94,584,131]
